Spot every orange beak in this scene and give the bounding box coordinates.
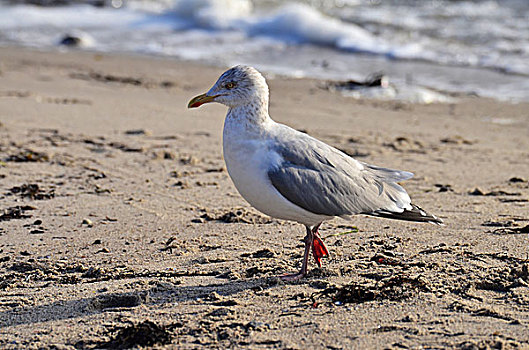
[187,93,218,108]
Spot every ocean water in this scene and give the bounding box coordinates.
[1,0,528,102]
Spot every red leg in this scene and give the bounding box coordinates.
[279,224,330,281]
[311,224,329,268]
[280,227,313,281]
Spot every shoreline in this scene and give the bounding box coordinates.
[3,43,529,104]
[1,46,529,349]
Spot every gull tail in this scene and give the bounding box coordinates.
[366,204,444,225]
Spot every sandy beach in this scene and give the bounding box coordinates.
[1,46,529,349]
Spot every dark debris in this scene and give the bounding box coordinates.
[4,149,49,162]
[311,274,430,305]
[94,320,174,349]
[491,225,529,235]
[8,183,55,200]
[199,208,273,224]
[0,205,36,221]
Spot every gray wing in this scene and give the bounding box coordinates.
[267,126,414,218]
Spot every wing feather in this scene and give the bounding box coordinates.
[267,125,413,217]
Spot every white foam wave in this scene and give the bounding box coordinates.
[170,0,252,29]
[167,2,384,53]
[0,4,142,29]
[1,0,528,101]
[248,3,375,48]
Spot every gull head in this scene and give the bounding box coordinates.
[188,65,269,109]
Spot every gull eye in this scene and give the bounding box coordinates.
[225,82,236,89]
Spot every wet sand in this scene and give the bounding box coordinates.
[1,46,529,349]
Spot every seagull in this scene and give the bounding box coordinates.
[188,65,443,281]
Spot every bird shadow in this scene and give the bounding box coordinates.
[0,277,278,328]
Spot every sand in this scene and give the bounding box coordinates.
[1,46,529,349]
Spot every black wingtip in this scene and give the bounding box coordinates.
[367,204,444,225]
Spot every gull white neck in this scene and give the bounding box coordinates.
[226,98,270,127]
